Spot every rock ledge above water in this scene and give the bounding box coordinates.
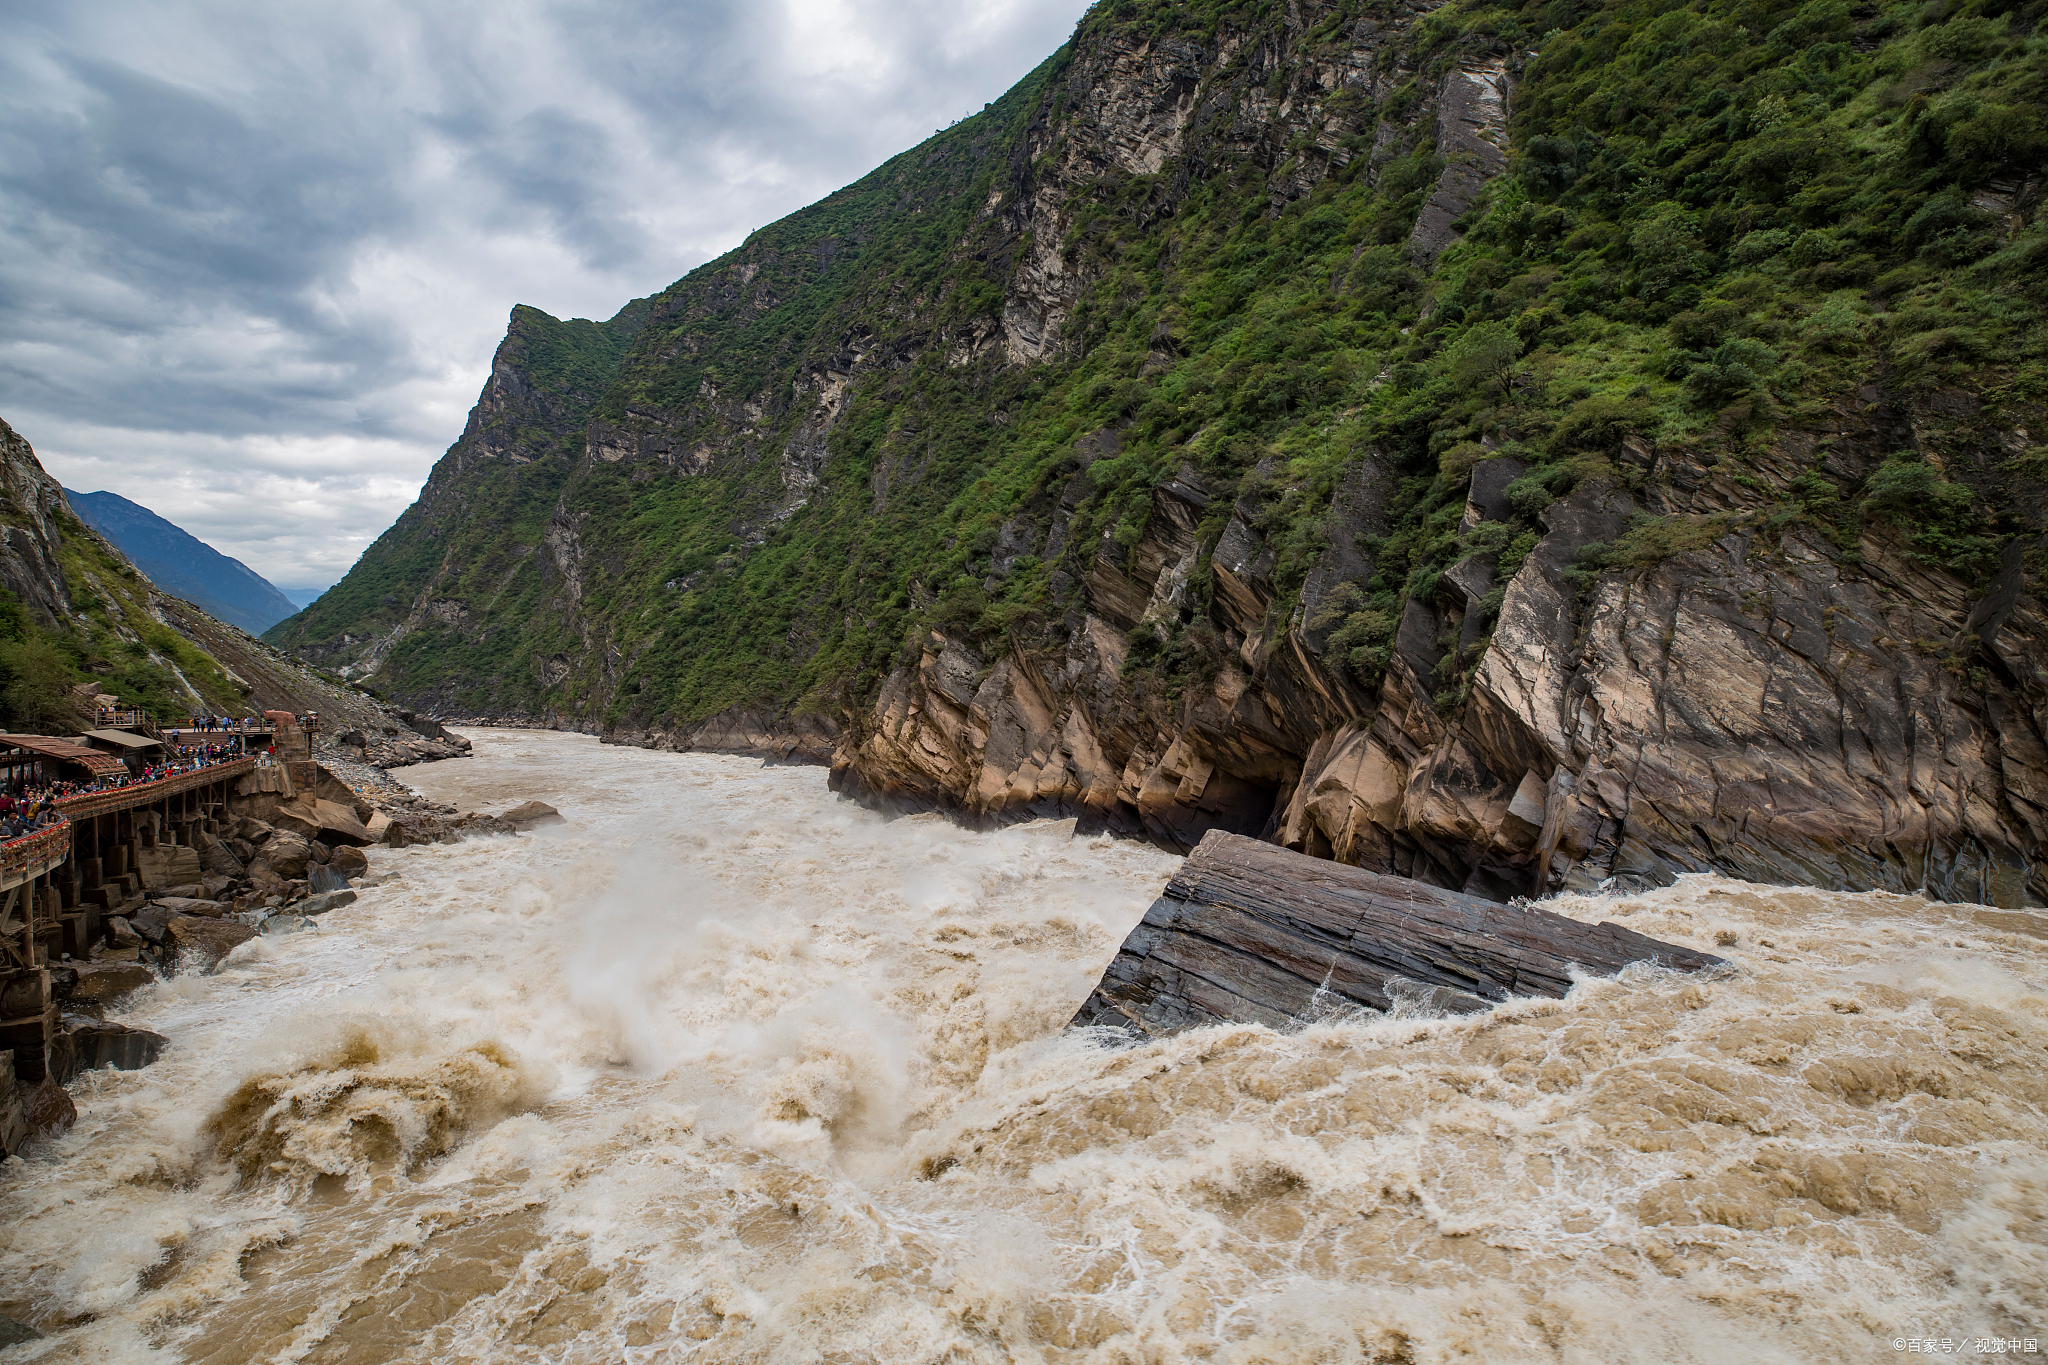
[1073,830,1721,1036]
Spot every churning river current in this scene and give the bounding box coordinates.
[0,729,2041,1363]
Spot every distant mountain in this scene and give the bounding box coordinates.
[65,488,300,635]
[275,585,331,609]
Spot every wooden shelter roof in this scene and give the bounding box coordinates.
[0,735,129,779]
[79,728,164,751]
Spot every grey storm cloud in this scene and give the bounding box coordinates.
[0,0,1089,593]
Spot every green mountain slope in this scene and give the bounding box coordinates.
[277,300,648,708]
[270,0,2048,902]
[0,415,436,734]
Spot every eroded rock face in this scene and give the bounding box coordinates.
[0,419,77,626]
[1409,59,1514,268]
[823,420,2048,907]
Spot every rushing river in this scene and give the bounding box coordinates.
[0,729,2041,1363]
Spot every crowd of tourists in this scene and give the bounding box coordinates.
[0,790,61,841]
[0,744,254,843]
[173,715,268,734]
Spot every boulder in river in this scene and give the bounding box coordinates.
[128,906,172,945]
[381,814,445,848]
[200,834,245,878]
[63,962,155,1006]
[54,1015,167,1078]
[24,1078,74,1137]
[327,844,369,879]
[259,832,314,879]
[153,896,224,918]
[165,915,258,972]
[502,800,564,829]
[105,916,143,949]
[381,811,515,846]
[311,799,376,845]
[297,889,357,917]
[1072,830,1723,1036]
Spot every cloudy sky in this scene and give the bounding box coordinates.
[0,0,1088,599]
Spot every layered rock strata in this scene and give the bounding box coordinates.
[819,431,2048,907]
[1072,829,1722,1035]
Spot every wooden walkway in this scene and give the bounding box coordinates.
[1,756,258,1078]
[0,756,260,893]
[52,756,256,822]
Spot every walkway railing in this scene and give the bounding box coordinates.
[0,751,259,902]
[166,717,272,733]
[53,756,256,821]
[0,817,70,893]
[88,708,161,738]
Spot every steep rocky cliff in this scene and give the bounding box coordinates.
[271,0,2048,907]
[276,301,647,711]
[0,419,83,629]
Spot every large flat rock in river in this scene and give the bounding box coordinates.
[1072,830,1721,1035]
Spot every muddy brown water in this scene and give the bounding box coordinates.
[0,729,2040,1362]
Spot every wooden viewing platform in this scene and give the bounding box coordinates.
[0,753,262,1082]
[0,821,72,903]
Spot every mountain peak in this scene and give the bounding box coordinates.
[65,489,301,635]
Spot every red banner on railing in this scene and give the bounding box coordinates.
[0,816,70,890]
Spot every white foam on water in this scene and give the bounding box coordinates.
[0,729,2040,1363]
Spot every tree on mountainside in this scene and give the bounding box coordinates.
[0,635,76,734]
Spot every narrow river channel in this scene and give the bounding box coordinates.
[0,729,2040,1362]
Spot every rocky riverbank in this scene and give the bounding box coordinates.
[15,733,562,1152]
[327,708,474,770]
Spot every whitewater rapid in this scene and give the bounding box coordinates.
[0,729,2040,1363]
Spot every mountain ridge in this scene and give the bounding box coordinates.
[267,0,2048,906]
[65,488,301,635]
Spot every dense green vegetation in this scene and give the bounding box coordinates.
[275,300,648,706]
[280,0,2048,726]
